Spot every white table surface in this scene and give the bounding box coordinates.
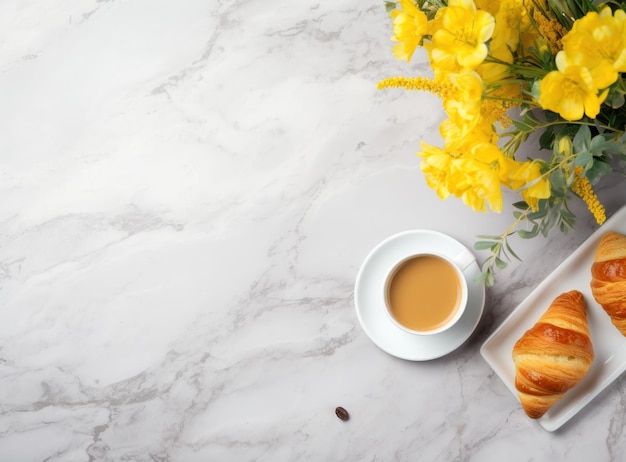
[1,1,625,461]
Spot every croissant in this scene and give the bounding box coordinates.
[512,290,594,419]
[590,231,626,336]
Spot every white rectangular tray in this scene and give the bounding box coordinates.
[480,205,626,431]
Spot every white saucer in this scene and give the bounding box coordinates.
[354,230,486,361]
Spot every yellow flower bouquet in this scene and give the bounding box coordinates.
[379,0,626,285]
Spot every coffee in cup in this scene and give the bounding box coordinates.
[384,253,468,335]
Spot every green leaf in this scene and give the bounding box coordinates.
[609,93,624,109]
[574,150,592,167]
[475,234,501,240]
[573,124,591,153]
[539,126,556,150]
[485,269,495,287]
[505,240,522,261]
[530,80,542,101]
[527,208,547,221]
[518,228,538,239]
[474,241,496,250]
[550,168,567,195]
[605,85,625,109]
[586,159,613,184]
[511,112,541,133]
[513,201,529,210]
[566,166,577,187]
[600,139,625,156]
[560,219,575,232]
[590,134,607,153]
[512,118,535,132]
[385,1,396,12]
[495,257,508,269]
[541,204,560,236]
[544,110,560,122]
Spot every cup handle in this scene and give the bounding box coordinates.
[452,248,475,272]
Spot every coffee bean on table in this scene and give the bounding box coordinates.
[335,406,349,421]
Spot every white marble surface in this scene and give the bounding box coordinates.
[0,1,625,460]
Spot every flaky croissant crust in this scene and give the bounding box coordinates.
[592,232,626,263]
[513,290,594,419]
[591,231,626,336]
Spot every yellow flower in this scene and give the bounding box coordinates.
[538,64,608,120]
[455,142,508,212]
[504,161,551,210]
[443,69,484,134]
[418,140,551,212]
[491,0,530,53]
[429,0,495,72]
[459,166,503,212]
[390,0,429,62]
[448,162,501,212]
[475,0,501,16]
[418,142,454,199]
[418,141,507,213]
[439,116,497,151]
[558,7,626,90]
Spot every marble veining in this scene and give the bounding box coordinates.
[0,0,625,461]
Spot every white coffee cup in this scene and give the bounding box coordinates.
[383,251,471,335]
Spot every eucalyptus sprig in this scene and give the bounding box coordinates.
[475,197,579,286]
[474,231,521,288]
